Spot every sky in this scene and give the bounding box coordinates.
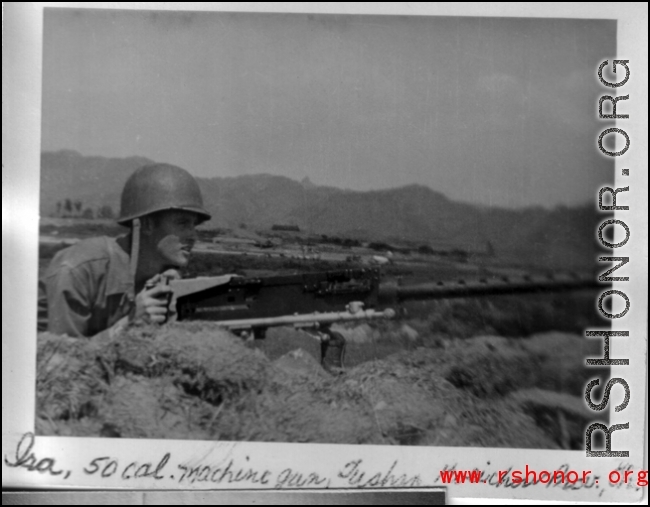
[41,8,618,208]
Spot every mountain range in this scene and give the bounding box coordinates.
[40,150,606,268]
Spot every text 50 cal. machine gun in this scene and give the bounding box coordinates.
[168,268,599,369]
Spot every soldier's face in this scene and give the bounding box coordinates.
[147,210,199,268]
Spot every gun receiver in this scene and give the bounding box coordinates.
[173,269,383,322]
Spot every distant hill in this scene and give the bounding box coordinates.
[40,150,155,219]
[40,150,604,268]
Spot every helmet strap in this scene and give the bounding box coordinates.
[130,218,141,295]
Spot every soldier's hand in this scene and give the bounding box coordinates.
[159,269,181,323]
[133,270,180,325]
[133,283,173,324]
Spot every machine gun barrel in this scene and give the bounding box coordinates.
[173,269,599,323]
[378,274,599,304]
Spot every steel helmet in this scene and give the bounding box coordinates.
[117,163,211,225]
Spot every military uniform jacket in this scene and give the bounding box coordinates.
[38,236,134,338]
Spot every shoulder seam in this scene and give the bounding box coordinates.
[46,237,114,272]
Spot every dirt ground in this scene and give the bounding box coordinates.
[36,321,604,449]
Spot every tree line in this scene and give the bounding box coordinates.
[53,199,115,219]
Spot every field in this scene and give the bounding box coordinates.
[36,220,607,448]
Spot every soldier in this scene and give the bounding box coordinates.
[37,163,211,338]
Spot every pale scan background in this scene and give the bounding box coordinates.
[2,2,648,505]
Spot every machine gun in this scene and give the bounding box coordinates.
[168,269,599,369]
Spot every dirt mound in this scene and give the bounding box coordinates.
[343,352,556,448]
[215,368,379,444]
[334,323,376,344]
[384,333,605,399]
[509,388,595,450]
[36,324,595,448]
[37,323,270,438]
[273,348,329,379]
[334,323,420,345]
[37,334,108,421]
[100,375,215,440]
[107,323,270,404]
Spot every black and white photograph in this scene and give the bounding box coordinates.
[3,3,648,504]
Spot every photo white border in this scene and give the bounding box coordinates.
[3,3,648,504]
